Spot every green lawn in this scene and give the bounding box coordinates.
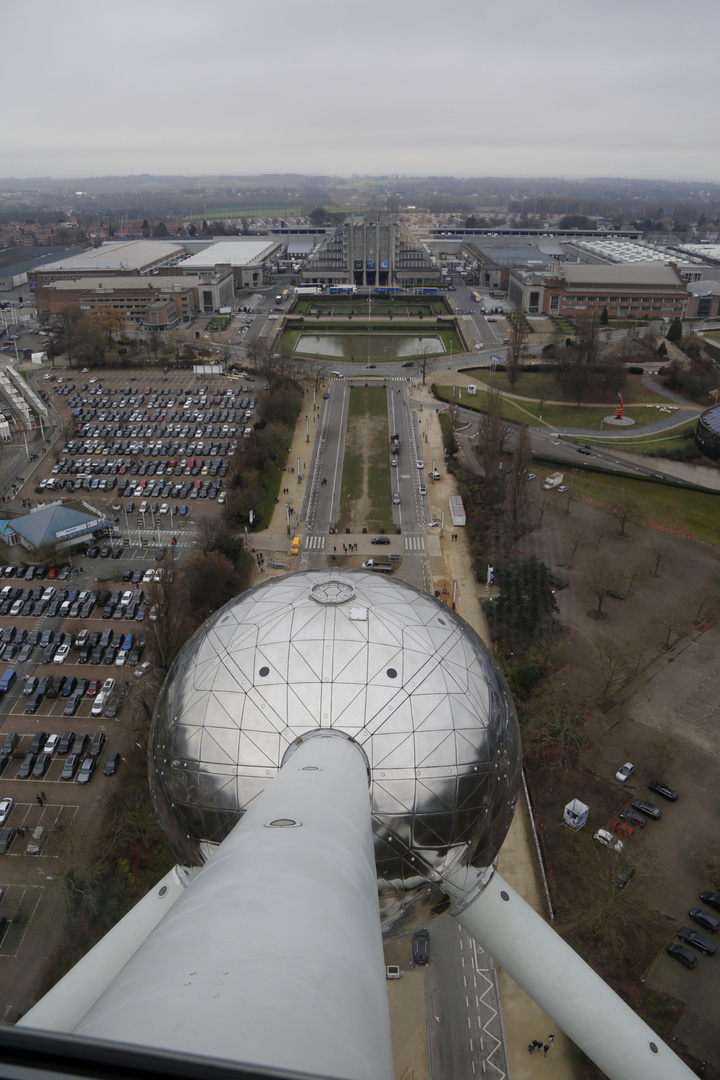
[461,370,668,406]
[433,384,670,432]
[561,468,720,547]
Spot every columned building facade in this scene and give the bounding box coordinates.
[302,213,440,289]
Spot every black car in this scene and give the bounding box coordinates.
[648,779,678,802]
[667,943,697,969]
[631,799,661,820]
[28,732,47,755]
[103,752,121,776]
[412,928,430,965]
[689,908,719,933]
[32,753,52,778]
[71,733,89,757]
[0,827,16,854]
[370,536,391,545]
[58,730,76,755]
[16,753,36,779]
[619,810,646,829]
[0,755,9,777]
[616,864,636,889]
[700,891,720,913]
[678,927,717,956]
[63,692,82,716]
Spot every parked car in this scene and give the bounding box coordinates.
[89,732,106,757]
[631,799,661,820]
[648,779,679,802]
[619,810,646,828]
[615,762,634,783]
[76,757,96,784]
[61,754,80,780]
[16,753,35,779]
[689,908,720,934]
[0,827,16,854]
[594,829,624,853]
[700,891,720,913]
[28,732,47,755]
[616,864,636,889]
[370,536,390,545]
[0,798,13,826]
[58,731,76,755]
[678,927,717,956]
[667,943,697,970]
[612,820,634,838]
[103,752,121,776]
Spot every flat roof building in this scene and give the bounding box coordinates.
[509,261,688,319]
[35,267,234,324]
[178,239,281,288]
[31,240,186,285]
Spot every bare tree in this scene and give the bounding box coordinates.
[648,538,672,578]
[592,634,629,695]
[506,312,527,390]
[608,498,645,539]
[534,485,556,528]
[624,561,645,597]
[562,523,586,568]
[582,553,614,618]
[653,604,689,650]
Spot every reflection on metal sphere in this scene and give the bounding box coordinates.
[148,570,521,938]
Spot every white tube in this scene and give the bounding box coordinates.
[73,734,393,1080]
[455,871,696,1080]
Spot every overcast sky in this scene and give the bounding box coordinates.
[4,0,719,183]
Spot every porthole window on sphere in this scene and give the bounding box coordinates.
[387,668,397,679]
[259,666,270,677]
[438,618,446,626]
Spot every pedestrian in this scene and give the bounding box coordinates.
[532,1040,541,1053]
[548,1034,554,1046]
[527,1044,534,1055]
[35,794,42,807]
[40,791,46,801]
[333,546,336,553]
[543,1045,549,1057]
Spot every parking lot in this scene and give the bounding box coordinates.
[31,370,264,524]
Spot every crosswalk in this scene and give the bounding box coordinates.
[301,534,425,553]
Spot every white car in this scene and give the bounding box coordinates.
[558,485,569,493]
[44,733,60,754]
[115,651,127,667]
[159,503,168,515]
[153,568,164,583]
[101,677,116,695]
[391,458,398,467]
[416,460,424,469]
[143,569,155,583]
[615,762,634,783]
[594,829,624,853]
[134,661,151,678]
[0,798,13,826]
[53,643,71,664]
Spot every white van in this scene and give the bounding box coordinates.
[330,371,343,378]
[467,384,477,396]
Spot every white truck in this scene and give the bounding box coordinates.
[543,472,564,490]
[361,559,393,573]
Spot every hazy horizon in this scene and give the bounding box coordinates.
[6,0,720,184]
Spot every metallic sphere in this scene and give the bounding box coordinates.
[148,570,521,938]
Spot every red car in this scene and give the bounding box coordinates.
[87,679,101,697]
[612,820,635,839]
[47,568,58,579]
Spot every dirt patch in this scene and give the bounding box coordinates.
[343,413,387,532]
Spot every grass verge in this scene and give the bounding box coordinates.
[461,369,669,406]
[337,386,393,532]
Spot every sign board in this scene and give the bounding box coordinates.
[141,539,148,549]
[55,517,106,541]
[123,538,130,548]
